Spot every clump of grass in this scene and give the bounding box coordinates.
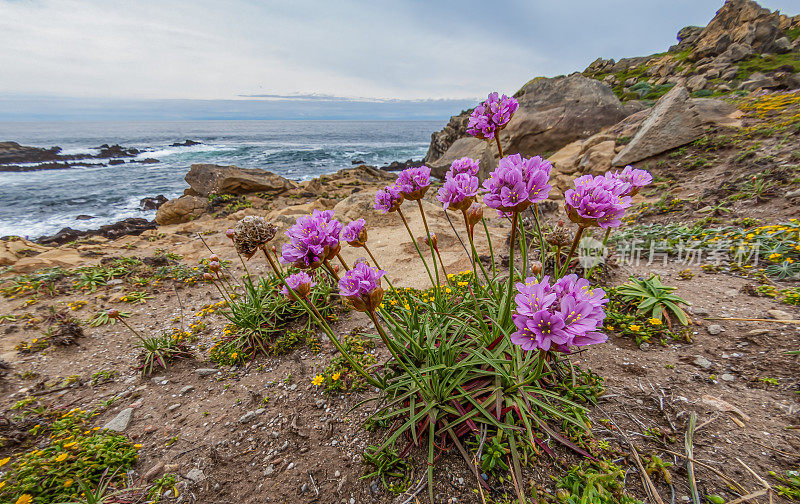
[208,268,338,365]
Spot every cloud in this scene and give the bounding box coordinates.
[0,0,797,104]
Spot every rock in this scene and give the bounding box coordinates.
[577,140,616,175]
[426,74,629,170]
[140,195,168,211]
[184,164,296,197]
[717,42,754,63]
[707,324,723,335]
[428,137,495,180]
[612,87,703,166]
[75,214,94,220]
[690,0,783,60]
[239,410,259,423]
[380,159,424,172]
[767,309,793,321]
[103,408,134,432]
[746,328,770,336]
[36,217,157,245]
[739,72,778,91]
[195,368,218,376]
[332,192,383,222]
[179,385,195,395]
[786,188,800,200]
[138,158,160,164]
[151,375,166,384]
[774,36,791,53]
[13,248,87,273]
[0,237,48,267]
[0,141,63,164]
[155,195,209,225]
[351,159,365,165]
[168,403,181,412]
[96,144,139,158]
[108,159,125,166]
[171,140,201,147]
[721,373,735,382]
[185,468,205,483]
[693,356,714,369]
[264,464,275,476]
[686,75,708,92]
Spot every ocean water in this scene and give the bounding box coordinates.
[0,120,438,239]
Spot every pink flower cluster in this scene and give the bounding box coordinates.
[280,209,342,269]
[511,274,607,353]
[564,174,633,229]
[482,154,552,213]
[467,92,519,140]
[437,157,481,211]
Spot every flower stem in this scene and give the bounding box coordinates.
[396,207,435,287]
[416,199,441,289]
[494,135,504,159]
[482,217,497,278]
[559,226,585,278]
[323,259,340,282]
[336,253,351,272]
[531,204,548,281]
[501,211,519,328]
[261,249,381,389]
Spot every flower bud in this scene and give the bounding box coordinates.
[203,272,214,281]
[209,254,220,262]
[466,202,483,227]
[107,309,119,319]
[530,261,543,276]
[333,264,340,274]
[424,233,438,250]
[225,228,235,240]
[209,261,221,273]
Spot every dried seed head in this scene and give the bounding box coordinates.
[203,272,214,281]
[530,261,543,275]
[209,254,220,262]
[546,220,573,248]
[233,216,277,259]
[208,261,221,272]
[107,309,120,319]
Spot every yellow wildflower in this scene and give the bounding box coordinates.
[332,372,341,381]
[629,324,641,332]
[134,444,142,449]
[648,318,662,326]
[230,352,238,360]
[63,442,77,448]
[64,478,74,488]
[15,494,33,504]
[0,457,8,468]
[311,375,324,386]
[55,453,68,462]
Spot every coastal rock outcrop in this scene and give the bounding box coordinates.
[184,164,297,197]
[425,74,630,178]
[155,195,209,225]
[36,218,157,245]
[0,141,62,164]
[689,0,783,60]
[140,195,168,211]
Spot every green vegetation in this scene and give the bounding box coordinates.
[736,52,800,80]
[0,405,139,504]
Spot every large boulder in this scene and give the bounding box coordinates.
[612,86,738,166]
[155,195,209,225]
[425,74,629,170]
[428,137,497,180]
[690,0,783,60]
[498,74,630,159]
[184,164,297,197]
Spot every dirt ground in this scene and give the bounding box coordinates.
[0,146,798,504]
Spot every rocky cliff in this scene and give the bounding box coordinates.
[425,0,800,172]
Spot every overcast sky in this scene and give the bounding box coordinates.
[0,0,797,117]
